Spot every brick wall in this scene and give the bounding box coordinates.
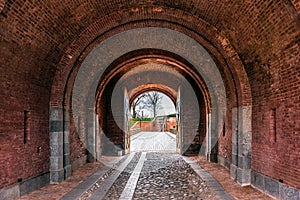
[251,42,300,189]
[99,84,126,155]
[0,45,51,188]
[132,120,160,132]
[69,111,86,162]
[0,0,299,194]
[131,118,176,132]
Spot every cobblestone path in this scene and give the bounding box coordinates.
[79,152,217,200]
[133,152,216,200]
[61,132,233,200]
[18,131,271,200]
[104,153,142,199]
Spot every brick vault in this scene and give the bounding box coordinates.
[0,1,299,199]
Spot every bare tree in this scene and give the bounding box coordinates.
[132,94,146,118]
[143,92,163,117]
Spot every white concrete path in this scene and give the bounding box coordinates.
[130,132,176,152]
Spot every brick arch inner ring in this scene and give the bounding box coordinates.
[50,16,251,109]
[94,50,207,157]
[93,49,211,117]
[71,27,226,167]
[128,84,177,107]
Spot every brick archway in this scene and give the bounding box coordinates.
[94,52,208,157]
[50,26,252,186]
[129,84,177,107]
[1,1,300,198]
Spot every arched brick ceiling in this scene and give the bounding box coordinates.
[0,0,299,191]
[0,1,298,113]
[1,1,298,110]
[119,62,184,80]
[93,50,211,116]
[1,0,299,67]
[128,84,177,107]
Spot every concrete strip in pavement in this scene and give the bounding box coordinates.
[119,152,147,200]
[88,153,136,200]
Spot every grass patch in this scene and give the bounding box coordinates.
[130,118,153,127]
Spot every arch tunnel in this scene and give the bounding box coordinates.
[1,1,299,199]
[50,27,252,186]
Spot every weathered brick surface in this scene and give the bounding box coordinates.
[251,42,300,189]
[0,0,299,195]
[69,112,86,162]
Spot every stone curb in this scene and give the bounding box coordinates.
[182,156,236,200]
[60,156,125,200]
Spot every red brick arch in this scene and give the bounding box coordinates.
[47,1,300,195]
[93,49,212,117]
[50,21,252,185]
[49,10,253,187]
[1,0,300,197]
[50,12,250,109]
[129,84,177,107]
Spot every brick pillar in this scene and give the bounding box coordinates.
[50,108,64,183]
[101,86,125,156]
[208,110,219,162]
[230,107,238,180]
[50,107,71,183]
[231,106,252,186]
[124,87,130,155]
[180,85,201,155]
[86,108,96,162]
[95,114,101,161]
[63,109,71,179]
[206,112,219,162]
[176,87,182,154]
[199,104,206,156]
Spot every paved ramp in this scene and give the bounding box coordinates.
[130,132,176,152]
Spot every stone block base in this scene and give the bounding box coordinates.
[0,172,50,200]
[217,155,231,169]
[251,171,300,200]
[230,164,237,180]
[0,185,20,200]
[64,165,72,179]
[237,168,251,186]
[71,155,87,171]
[50,169,64,183]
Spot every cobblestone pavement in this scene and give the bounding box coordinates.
[18,132,273,200]
[79,152,217,200]
[18,154,273,200]
[75,132,216,199]
[133,152,216,200]
[103,153,141,199]
[79,155,131,200]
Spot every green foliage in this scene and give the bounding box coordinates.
[130,119,139,127]
[167,113,176,117]
[141,118,153,121]
[130,117,153,127]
